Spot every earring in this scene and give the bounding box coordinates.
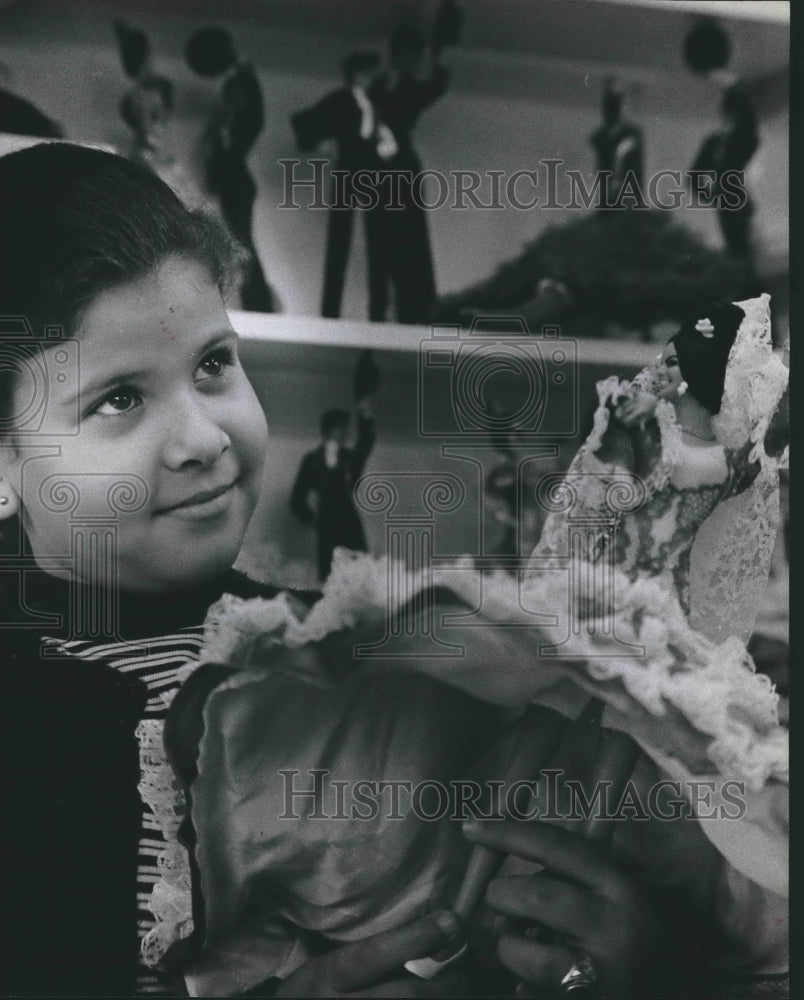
[677,381,688,397]
[0,497,8,506]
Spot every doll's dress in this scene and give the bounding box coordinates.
[527,367,782,645]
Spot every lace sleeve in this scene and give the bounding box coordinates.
[532,376,681,563]
[689,464,781,646]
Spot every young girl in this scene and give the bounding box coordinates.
[0,143,787,999]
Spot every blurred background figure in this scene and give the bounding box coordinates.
[114,21,200,206]
[291,50,396,321]
[290,351,379,580]
[691,82,759,261]
[0,61,62,139]
[369,0,463,324]
[684,17,760,265]
[186,25,277,312]
[589,76,644,209]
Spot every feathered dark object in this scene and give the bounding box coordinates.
[354,350,381,402]
[114,20,150,80]
[683,19,731,75]
[432,0,464,50]
[433,211,749,333]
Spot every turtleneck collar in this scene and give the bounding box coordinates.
[17,566,279,643]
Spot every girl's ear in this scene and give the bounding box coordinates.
[0,448,22,520]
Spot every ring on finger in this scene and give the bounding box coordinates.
[559,953,600,996]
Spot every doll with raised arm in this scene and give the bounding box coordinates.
[186,26,277,313]
[367,2,463,323]
[114,21,203,209]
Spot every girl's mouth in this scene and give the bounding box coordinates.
[158,479,238,519]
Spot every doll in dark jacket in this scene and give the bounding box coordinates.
[289,352,378,580]
[291,51,397,321]
[186,26,277,312]
[691,82,760,260]
[367,4,462,324]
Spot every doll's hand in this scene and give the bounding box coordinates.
[463,819,660,999]
[272,911,466,997]
[614,392,657,428]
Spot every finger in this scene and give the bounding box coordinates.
[496,933,576,991]
[486,874,604,940]
[331,912,461,992]
[463,819,615,893]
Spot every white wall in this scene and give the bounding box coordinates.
[0,2,788,322]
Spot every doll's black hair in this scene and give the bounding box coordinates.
[669,301,745,414]
[390,22,426,59]
[0,142,245,426]
[185,26,236,77]
[321,409,351,437]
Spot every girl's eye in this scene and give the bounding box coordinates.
[196,345,236,382]
[92,387,142,417]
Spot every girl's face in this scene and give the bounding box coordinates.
[653,340,684,400]
[4,256,268,592]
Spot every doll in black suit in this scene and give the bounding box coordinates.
[291,51,397,321]
[290,353,379,580]
[186,27,276,312]
[369,4,462,323]
[589,78,644,211]
[691,82,759,260]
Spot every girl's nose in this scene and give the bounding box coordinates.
[161,399,231,470]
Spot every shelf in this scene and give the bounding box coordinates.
[232,310,662,374]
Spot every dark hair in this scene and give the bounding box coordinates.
[321,408,350,436]
[390,22,426,59]
[185,27,236,77]
[114,20,150,80]
[342,51,380,85]
[683,19,731,75]
[0,142,245,424]
[670,301,744,414]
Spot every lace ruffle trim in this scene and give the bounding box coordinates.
[137,717,195,969]
[200,551,787,794]
[582,374,682,495]
[713,294,788,463]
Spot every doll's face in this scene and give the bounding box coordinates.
[654,340,685,400]
[324,423,348,446]
[3,256,268,592]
